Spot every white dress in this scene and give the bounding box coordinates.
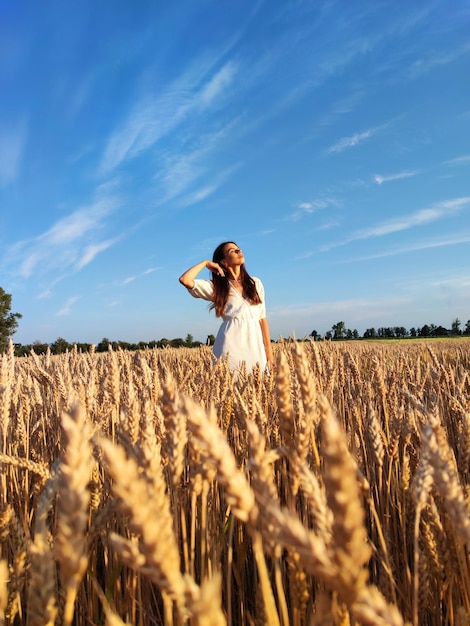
[188,277,267,372]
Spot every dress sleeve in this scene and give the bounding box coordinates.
[187,278,214,302]
[254,278,266,319]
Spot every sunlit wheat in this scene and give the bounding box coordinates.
[0,338,469,624]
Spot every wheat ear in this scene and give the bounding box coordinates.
[98,437,187,615]
[55,402,93,626]
[161,372,188,489]
[293,342,319,465]
[183,573,227,626]
[275,349,294,448]
[318,394,371,605]
[351,584,404,626]
[410,447,433,626]
[0,340,15,445]
[180,395,259,527]
[422,422,470,545]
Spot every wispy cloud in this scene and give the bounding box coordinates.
[121,267,159,285]
[259,228,276,236]
[374,170,419,185]
[313,91,365,134]
[177,162,243,208]
[317,220,340,231]
[0,120,27,186]
[350,233,470,262]
[430,275,470,289]
[76,238,119,270]
[299,201,326,211]
[122,277,135,286]
[391,5,435,35]
[355,198,469,238]
[322,196,470,251]
[65,72,96,120]
[199,62,238,107]
[36,276,66,300]
[328,127,377,153]
[100,60,238,175]
[159,149,207,201]
[157,130,242,205]
[5,193,122,278]
[289,198,340,221]
[99,91,192,175]
[407,42,470,77]
[328,117,399,154]
[445,154,470,166]
[178,185,218,208]
[56,296,79,317]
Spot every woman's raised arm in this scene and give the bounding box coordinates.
[179,260,225,289]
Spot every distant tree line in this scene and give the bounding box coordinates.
[12,334,218,357]
[310,318,470,341]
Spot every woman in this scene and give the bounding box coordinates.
[179,242,273,373]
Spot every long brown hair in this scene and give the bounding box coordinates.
[209,242,262,317]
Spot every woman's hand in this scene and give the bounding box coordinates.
[206,261,225,277]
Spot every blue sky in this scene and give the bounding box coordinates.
[1,1,470,345]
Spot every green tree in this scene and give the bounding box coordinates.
[0,287,22,353]
[332,321,346,340]
[206,334,216,346]
[185,333,194,347]
[451,318,461,335]
[465,320,470,336]
[394,327,407,338]
[31,341,49,355]
[170,338,185,348]
[97,338,111,352]
[51,337,71,354]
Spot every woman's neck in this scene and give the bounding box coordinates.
[228,269,241,281]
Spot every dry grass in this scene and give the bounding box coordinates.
[0,338,469,625]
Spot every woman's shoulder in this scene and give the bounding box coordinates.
[188,278,214,301]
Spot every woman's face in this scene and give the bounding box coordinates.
[222,243,245,268]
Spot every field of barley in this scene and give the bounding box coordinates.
[0,338,469,625]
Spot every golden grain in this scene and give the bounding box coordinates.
[0,339,469,624]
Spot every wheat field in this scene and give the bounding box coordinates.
[0,338,469,625]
